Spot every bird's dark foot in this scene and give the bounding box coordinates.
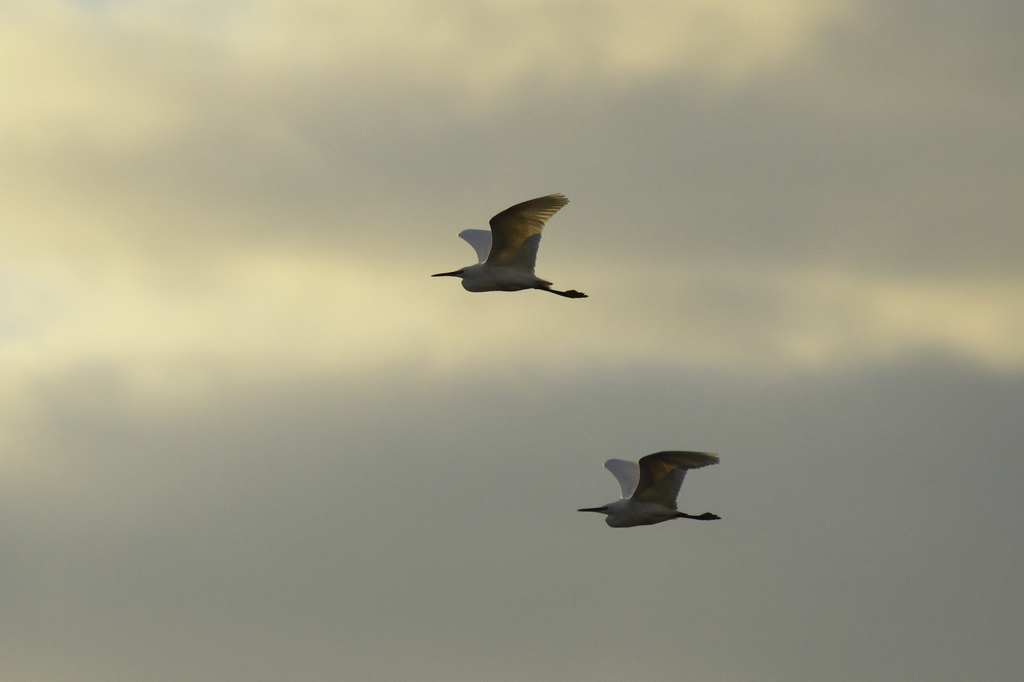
[545,288,587,298]
[678,512,721,520]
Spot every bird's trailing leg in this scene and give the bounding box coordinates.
[676,512,721,520]
[540,287,588,298]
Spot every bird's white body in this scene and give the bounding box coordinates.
[579,451,721,528]
[598,499,686,528]
[432,194,586,298]
[455,263,553,293]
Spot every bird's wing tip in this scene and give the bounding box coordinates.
[645,451,720,468]
[603,459,641,498]
[457,229,492,263]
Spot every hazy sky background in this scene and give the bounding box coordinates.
[2,1,1023,680]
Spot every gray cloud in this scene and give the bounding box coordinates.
[3,364,1023,681]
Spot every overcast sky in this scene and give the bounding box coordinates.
[2,1,1023,680]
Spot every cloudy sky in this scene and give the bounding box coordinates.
[2,1,1023,680]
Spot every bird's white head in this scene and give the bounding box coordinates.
[579,499,635,527]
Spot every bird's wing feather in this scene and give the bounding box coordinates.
[604,459,641,499]
[631,451,719,509]
[486,194,568,271]
[458,229,492,264]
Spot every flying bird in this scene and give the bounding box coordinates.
[578,451,721,528]
[432,193,587,298]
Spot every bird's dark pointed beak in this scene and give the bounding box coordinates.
[432,271,460,277]
[577,507,606,513]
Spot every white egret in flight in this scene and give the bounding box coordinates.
[432,194,587,298]
[578,451,721,528]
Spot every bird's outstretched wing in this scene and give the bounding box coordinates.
[486,194,568,271]
[458,229,492,264]
[604,459,641,499]
[631,451,719,509]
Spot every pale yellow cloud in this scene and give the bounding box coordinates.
[0,1,190,149]
[0,0,855,153]
[2,248,1021,409]
[214,0,855,97]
